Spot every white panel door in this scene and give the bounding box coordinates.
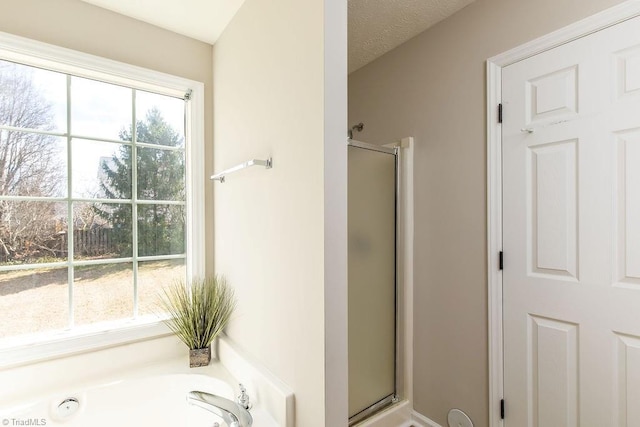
[503,15,640,427]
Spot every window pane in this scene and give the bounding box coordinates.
[74,263,133,326]
[72,202,132,260]
[76,202,132,259]
[137,147,185,201]
[0,60,67,133]
[137,258,186,317]
[138,204,185,256]
[0,267,68,338]
[72,139,131,199]
[71,77,131,141]
[0,201,67,265]
[0,131,67,197]
[136,91,185,148]
[0,60,193,342]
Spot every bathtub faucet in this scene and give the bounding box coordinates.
[187,391,253,427]
[237,384,252,410]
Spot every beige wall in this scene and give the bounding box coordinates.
[0,0,215,274]
[1,1,349,425]
[348,0,625,425]
[212,0,347,426]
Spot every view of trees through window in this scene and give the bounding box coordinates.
[0,59,188,339]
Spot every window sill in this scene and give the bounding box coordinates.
[0,318,173,370]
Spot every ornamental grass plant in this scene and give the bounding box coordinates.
[159,276,236,350]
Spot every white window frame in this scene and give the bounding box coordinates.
[0,31,205,368]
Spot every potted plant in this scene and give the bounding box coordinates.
[159,276,236,367]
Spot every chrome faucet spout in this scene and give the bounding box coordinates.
[187,391,253,427]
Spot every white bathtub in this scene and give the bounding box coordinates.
[1,373,265,427]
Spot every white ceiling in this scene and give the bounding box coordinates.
[80,0,474,73]
[80,0,245,44]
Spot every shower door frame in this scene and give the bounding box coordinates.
[347,138,402,425]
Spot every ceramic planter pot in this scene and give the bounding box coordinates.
[189,346,211,368]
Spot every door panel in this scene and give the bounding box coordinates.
[528,315,579,427]
[615,333,640,426]
[529,139,578,278]
[502,15,640,427]
[616,129,640,285]
[347,145,396,418]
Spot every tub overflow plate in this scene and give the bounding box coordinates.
[57,398,80,418]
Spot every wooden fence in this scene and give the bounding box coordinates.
[60,228,118,257]
[0,228,118,264]
[0,228,119,263]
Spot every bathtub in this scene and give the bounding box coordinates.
[1,373,266,427]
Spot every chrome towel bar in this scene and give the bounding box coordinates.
[210,157,272,183]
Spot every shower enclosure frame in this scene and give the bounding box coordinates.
[347,138,410,426]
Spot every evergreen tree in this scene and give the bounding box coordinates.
[97,107,185,257]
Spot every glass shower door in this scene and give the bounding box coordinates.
[348,143,397,421]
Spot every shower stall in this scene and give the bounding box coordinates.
[348,139,399,424]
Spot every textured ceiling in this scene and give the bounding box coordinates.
[348,0,475,72]
[80,0,474,73]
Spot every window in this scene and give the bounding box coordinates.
[0,34,204,357]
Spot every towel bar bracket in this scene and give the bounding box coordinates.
[211,157,272,183]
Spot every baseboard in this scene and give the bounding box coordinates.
[353,400,412,427]
[412,410,443,427]
[350,403,444,427]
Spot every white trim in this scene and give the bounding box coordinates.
[486,2,640,426]
[0,31,205,364]
[0,31,191,98]
[185,79,206,279]
[398,137,415,404]
[411,410,443,427]
[486,59,504,427]
[323,0,348,424]
[488,1,640,67]
[0,321,172,369]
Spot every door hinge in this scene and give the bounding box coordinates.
[498,103,503,123]
[499,251,503,270]
[501,399,505,419]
